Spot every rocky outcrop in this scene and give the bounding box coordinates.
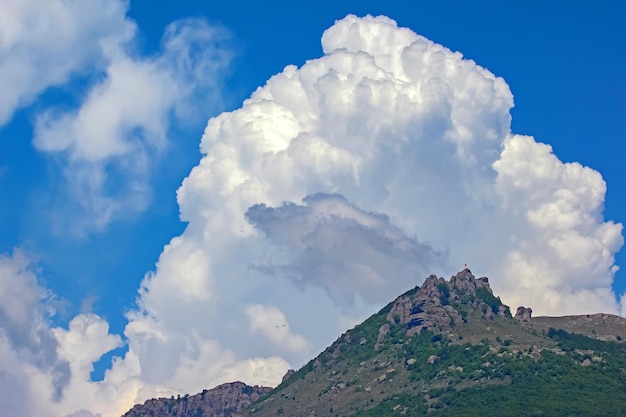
[374,323,391,350]
[380,269,507,341]
[450,269,477,293]
[121,381,271,417]
[515,306,533,327]
[281,369,295,383]
[386,275,459,337]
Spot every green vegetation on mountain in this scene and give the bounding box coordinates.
[354,329,626,417]
[244,270,626,417]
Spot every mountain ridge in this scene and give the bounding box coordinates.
[120,381,271,417]
[121,269,626,417]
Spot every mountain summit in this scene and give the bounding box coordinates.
[376,268,509,348]
[122,270,626,417]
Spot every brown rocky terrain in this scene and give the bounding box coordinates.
[120,381,271,417]
[534,313,626,341]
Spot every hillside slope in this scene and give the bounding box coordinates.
[241,269,626,417]
[120,269,626,417]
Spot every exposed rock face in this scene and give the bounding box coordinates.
[450,269,476,293]
[382,269,507,339]
[281,369,295,383]
[121,381,271,417]
[515,306,533,327]
[386,275,459,337]
[374,323,390,350]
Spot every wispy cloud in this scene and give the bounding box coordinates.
[0,0,132,126]
[31,17,233,234]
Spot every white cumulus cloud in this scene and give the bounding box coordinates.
[118,14,621,416]
[492,134,623,313]
[244,304,312,354]
[0,13,622,417]
[123,14,621,414]
[0,251,70,402]
[0,252,127,417]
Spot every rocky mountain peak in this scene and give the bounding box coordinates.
[450,268,492,292]
[377,269,508,347]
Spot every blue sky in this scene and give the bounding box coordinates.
[0,1,624,416]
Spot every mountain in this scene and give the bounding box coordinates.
[121,269,626,417]
[240,269,626,417]
[120,381,271,417]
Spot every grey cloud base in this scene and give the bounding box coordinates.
[246,193,448,306]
